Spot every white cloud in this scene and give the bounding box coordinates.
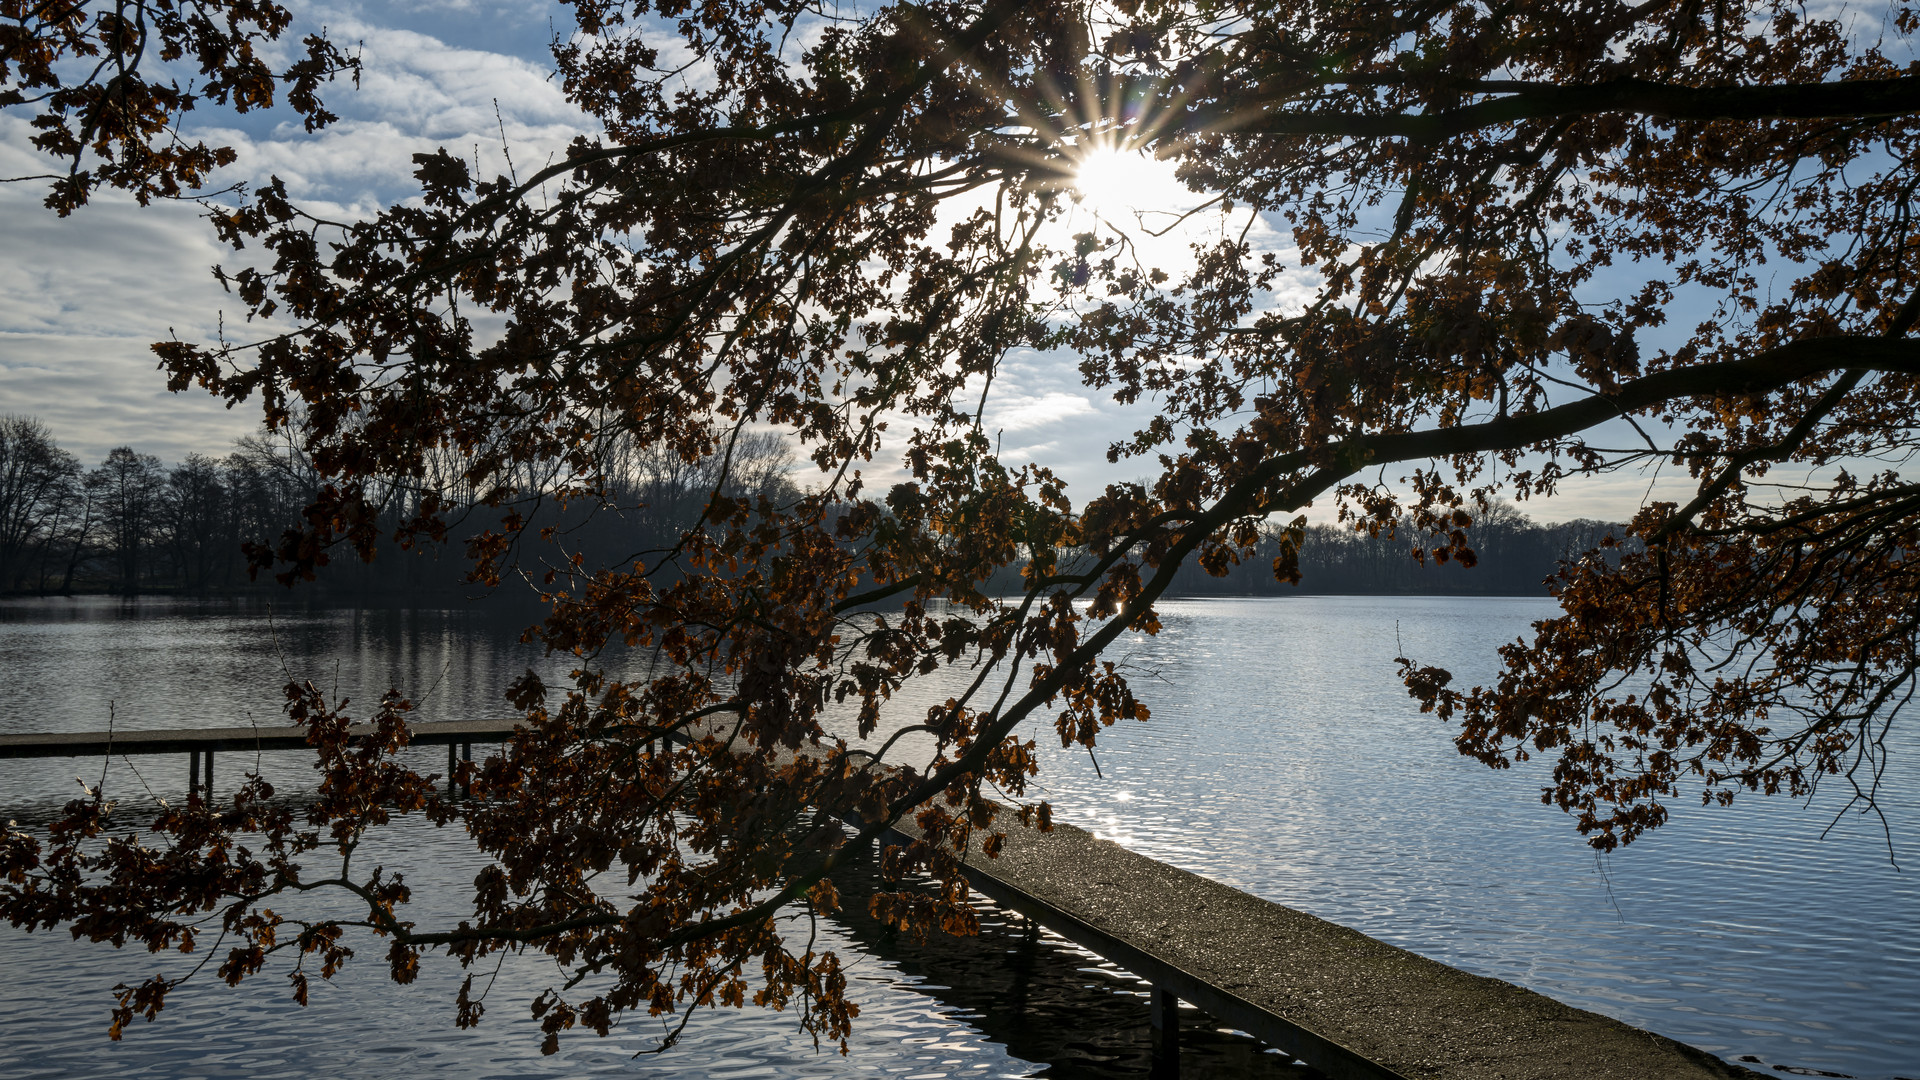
[0,157,258,463]
[319,19,580,134]
[184,13,592,209]
[0,336,262,466]
[985,390,1098,433]
[0,12,597,465]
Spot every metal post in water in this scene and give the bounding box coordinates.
[1150,984,1180,1078]
[204,749,213,803]
[189,749,200,800]
[448,742,458,796]
[461,742,472,796]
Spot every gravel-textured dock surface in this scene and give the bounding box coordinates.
[926,810,1767,1080]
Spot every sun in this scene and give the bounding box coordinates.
[1072,146,1175,222]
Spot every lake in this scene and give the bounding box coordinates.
[1,595,1914,1079]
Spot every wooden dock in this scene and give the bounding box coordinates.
[0,718,521,797]
[0,718,521,758]
[898,811,1767,1080]
[1,722,1766,1080]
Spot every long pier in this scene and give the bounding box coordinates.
[892,812,1766,1080]
[1,722,1765,1080]
[0,718,520,798]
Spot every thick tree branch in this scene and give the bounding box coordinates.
[1265,337,1920,484]
[391,333,1920,956]
[1206,75,1920,143]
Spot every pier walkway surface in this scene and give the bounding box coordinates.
[0,718,521,758]
[0,718,518,797]
[911,810,1766,1080]
[3,721,1764,1080]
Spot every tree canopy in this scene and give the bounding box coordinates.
[5,0,1920,1054]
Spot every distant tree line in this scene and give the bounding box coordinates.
[0,415,803,599]
[2,412,1616,599]
[0,416,308,595]
[1155,500,1628,597]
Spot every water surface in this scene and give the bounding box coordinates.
[1,595,1913,1079]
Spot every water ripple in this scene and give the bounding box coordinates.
[4,595,1915,1079]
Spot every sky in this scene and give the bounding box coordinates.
[0,0,579,462]
[0,0,1702,524]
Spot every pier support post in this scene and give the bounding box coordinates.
[1150,984,1180,1078]
[448,742,458,796]
[187,749,214,802]
[461,742,472,796]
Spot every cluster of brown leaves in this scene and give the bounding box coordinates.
[0,0,358,212]
[1,682,434,1037]
[7,0,1920,1054]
